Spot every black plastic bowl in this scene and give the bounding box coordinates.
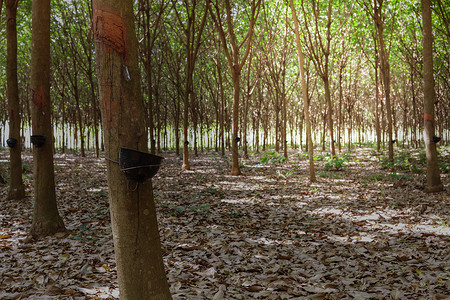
[30,135,46,148]
[119,147,164,182]
[7,138,18,148]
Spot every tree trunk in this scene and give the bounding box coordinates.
[338,67,343,153]
[6,0,25,200]
[324,77,335,157]
[374,0,393,162]
[92,1,172,298]
[62,99,66,153]
[29,0,65,238]
[73,72,85,157]
[421,0,443,193]
[231,70,241,175]
[182,59,191,169]
[374,45,381,152]
[290,0,315,182]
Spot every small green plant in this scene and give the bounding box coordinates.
[367,173,384,182]
[22,163,30,174]
[190,205,210,217]
[224,208,241,218]
[313,154,325,161]
[318,171,332,178]
[389,171,411,181]
[260,152,287,164]
[277,169,294,177]
[324,156,347,171]
[299,152,309,160]
[166,205,185,216]
[203,187,224,198]
[439,161,449,173]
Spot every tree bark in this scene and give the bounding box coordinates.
[6,0,25,200]
[421,0,443,193]
[29,0,65,238]
[92,1,172,298]
[290,0,315,182]
[374,0,394,162]
[208,0,261,176]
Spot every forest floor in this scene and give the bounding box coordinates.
[0,146,449,300]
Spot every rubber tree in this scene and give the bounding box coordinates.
[301,0,336,158]
[290,0,316,182]
[5,0,25,200]
[173,0,208,170]
[421,0,443,193]
[137,0,168,155]
[373,0,394,162]
[207,0,261,175]
[29,0,65,238]
[92,0,172,298]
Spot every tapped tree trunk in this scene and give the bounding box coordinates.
[93,1,172,298]
[231,71,241,175]
[6,0,25,200]
[29,0,65,238]
[421,0,443,193]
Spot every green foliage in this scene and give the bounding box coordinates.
[377,149,426,173]
[313,154,325,161]
[224,208,242,218]
[439,161,450,173]
[22,163,30,174]
[190,205,210,217]
[389,171,411,181]
[324,155,348,171]
[202,187,224,198]
[260,152,288,164]
[168,205,185,216]
[366,173,385,182]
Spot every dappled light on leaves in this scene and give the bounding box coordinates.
[2,147,447,299]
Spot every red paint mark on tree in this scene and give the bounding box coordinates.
[424,113,434,122]
[93,8,127,60]
[31,85,44,110]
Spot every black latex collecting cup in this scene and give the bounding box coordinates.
[119,147,164,182]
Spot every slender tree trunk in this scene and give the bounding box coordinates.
[290,0,315,182]
[243,94,249,159]
[421,0,443,193]
[410,67,418,148]
[29,0,65,238]
[62,99,66,153]
[6,0,25,200]
[73,73,85,157]
[375,47,381,152]
[324,77,335,157]
[231,71,241,175]
[282,64,288,158]
[338,68,343,153]
[219,66,225,156]
[374,0,393,162]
